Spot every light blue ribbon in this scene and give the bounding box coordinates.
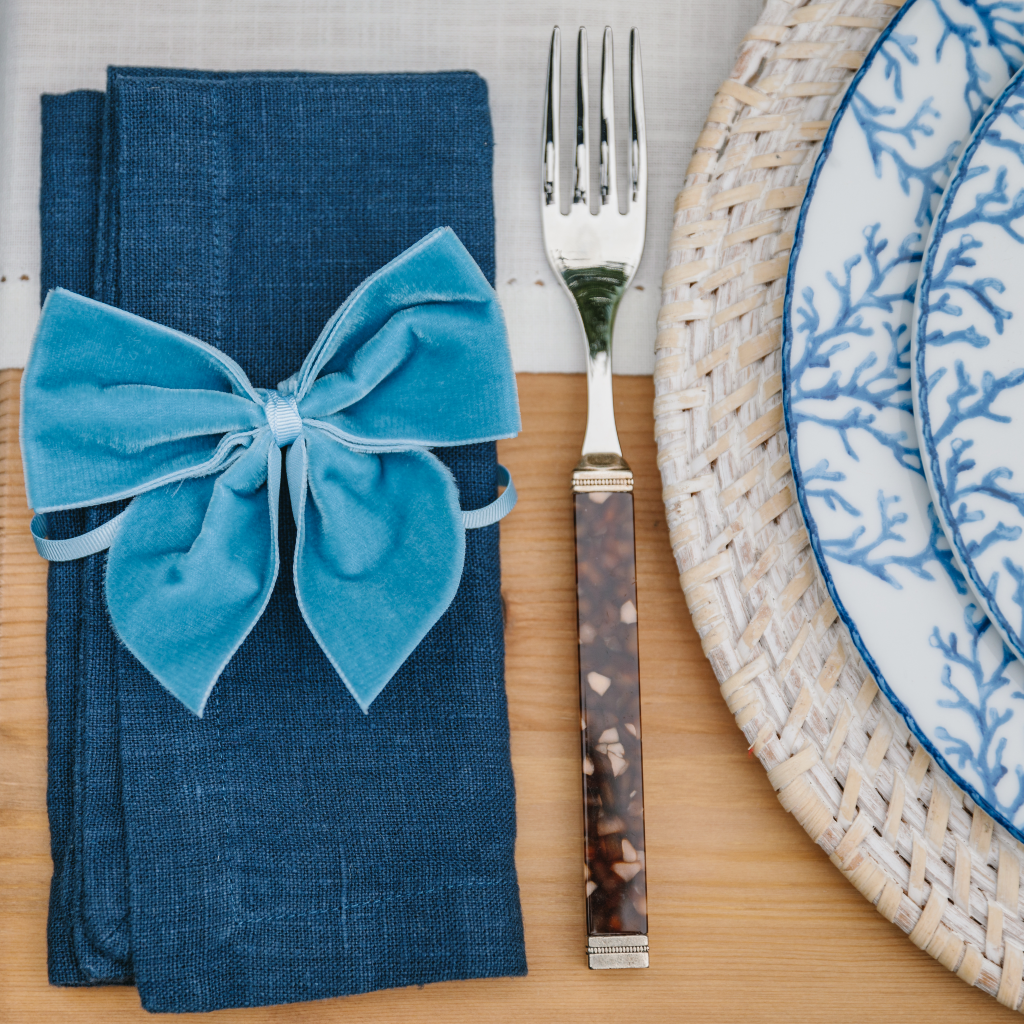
[21,228,520,716]
[30,464,517,561]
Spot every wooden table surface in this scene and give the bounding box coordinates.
[0,370,1017,1022]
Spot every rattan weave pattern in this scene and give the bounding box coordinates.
[653,0,1024,1007]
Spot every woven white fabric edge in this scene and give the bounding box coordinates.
[0,0,763,374]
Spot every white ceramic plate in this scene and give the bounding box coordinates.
[914,68,1024,690]
[784,0,1024,834]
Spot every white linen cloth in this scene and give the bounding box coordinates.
[0,0,763,373]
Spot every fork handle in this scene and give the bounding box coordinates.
[573,468,649,969]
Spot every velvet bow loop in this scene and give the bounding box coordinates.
[22,228,520,715]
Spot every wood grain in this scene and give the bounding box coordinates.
[0,369,1016,1022]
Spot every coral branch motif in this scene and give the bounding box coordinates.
[933,0,1024,126]
[790,225,921,473]
[818,490,968,591]
[880,31,919,101]
[850,92,954,227]
[933,605,1024,819]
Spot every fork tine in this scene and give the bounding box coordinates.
[599,27,617,209]
[543,27,561,209]
[574,27,589,207]
[628,28,647,211]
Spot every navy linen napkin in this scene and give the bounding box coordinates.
[39,69,526,1013]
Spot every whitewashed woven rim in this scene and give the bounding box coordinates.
[654,0,1024,1007]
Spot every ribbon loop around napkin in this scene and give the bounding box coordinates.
[21,227,520,715]
[263,391,302,448]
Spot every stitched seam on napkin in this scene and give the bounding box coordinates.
[235,877,516,924]
[207,86,244,928]
[210,83,226,350]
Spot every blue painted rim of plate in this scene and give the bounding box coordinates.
[913,63,1024,666]
[781,0,1024,840]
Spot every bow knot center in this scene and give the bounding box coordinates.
[264,391,302,448]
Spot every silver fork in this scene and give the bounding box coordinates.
[542,26,651,972]
[541,24,647,475]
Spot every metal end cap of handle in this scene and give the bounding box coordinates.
[587,934,649,969]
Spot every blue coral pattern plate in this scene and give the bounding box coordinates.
[783,0,1024,835]
[914,69,1024,699]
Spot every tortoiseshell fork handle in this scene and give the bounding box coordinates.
[574,486,649,969]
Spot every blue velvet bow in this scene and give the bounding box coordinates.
[21,228,520,715]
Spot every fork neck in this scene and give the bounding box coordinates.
[579,348,625,462]
[562,264,629,464]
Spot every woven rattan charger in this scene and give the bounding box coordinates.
[654,0,1024,1008]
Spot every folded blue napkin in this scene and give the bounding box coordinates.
[40,69,526,1013]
